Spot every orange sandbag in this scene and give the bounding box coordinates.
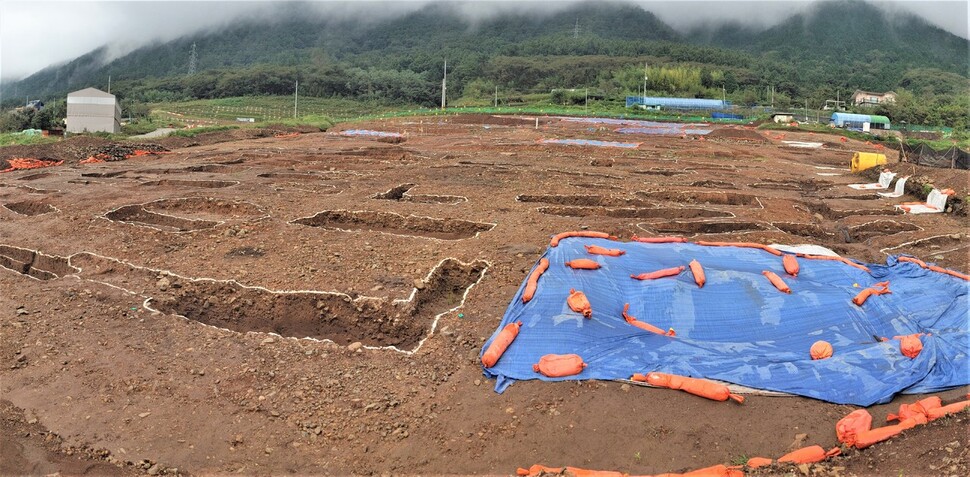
[926,400,970,421]
[567,288,592,318]
[836,409,873,446]
[762,270,791,294]
[796,253,871,273]
[927,265,970,281]
[653,464,744,477]
[481,321,522,368]
[550,231,612,247]
[895,333,923,359]
[533,354,587,378]
[585,245,625,257]
[782,254,799,277]
[810,340,833,360]
[622,303,675,336]
[746,457,773,469]
[852,281,890,306]
[521,258,549,303]
[631,266,684,280]
[630,234,688,243]
[887,396,942,422]
[853,415,926,449]
[777,445,841,464]
[689,260,706,288]
[645,372,744,403]
[566,258,601,270]
[516,465,624,477]
[897,256,927,268]
[694,241,782,256]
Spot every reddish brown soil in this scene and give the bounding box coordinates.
[1,115,968,476]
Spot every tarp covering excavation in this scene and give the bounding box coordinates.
[481,237,969,406]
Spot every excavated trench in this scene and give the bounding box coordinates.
[689,180,738,190]
[750,179,832,192]
[373,184,467,205]
[3,200,56,216]
[140,179,238,188]
[649,220,770,234]
[16,172,54,181]
[630,168,692,177]
[258,172,324,182]
[293,210,494,240]
[517,194,651,208]
[636,190,760,206]
[848,220,921,242]
[0,244,76,280]
[105,205,219,232]
[772,222,833,238]
[81,171,127,178]
[537,206,733,219]
[148,259,487,348]
[142,197,265,220]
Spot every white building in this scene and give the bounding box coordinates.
[66,87,121,133]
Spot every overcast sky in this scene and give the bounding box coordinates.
[1,0,967,81]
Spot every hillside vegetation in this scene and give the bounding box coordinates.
[2,0,967,128]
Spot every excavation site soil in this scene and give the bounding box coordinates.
[1,115,968,476]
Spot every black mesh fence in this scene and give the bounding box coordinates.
[901,144,970,170]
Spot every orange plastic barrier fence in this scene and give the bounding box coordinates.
[694,241,782,256]
[652,464,744,477]
[796,253,871,273]
[689,260,706,288]
[481,321,522,368]
[631,266,684,281]
[630,234,688,244]
[762,270,791,294]
[585,245,625,257]
[533,354,587,378]
[836,409,873,447]
[622,303,675,337]
[810,340,833,360]
[1,158,64,173]
[567,288,592,318]
[521,258,549,303]
[852,281,890,306]
[777,445,840,464]
[550,231,612,247]
[566,259,601,270]
[782,254,799,277]
[635,372,744,404]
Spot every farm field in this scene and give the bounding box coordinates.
[1,114,968,476]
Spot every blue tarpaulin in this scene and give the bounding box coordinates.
[341,129,403,138]
[481,237,969,405]
[539,138,641,149]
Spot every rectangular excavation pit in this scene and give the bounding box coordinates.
[292,210,494,240]
[3,201,57,216]
[647,220,771,235]
[373,184,467,205]
[636,190,760,206]
[630,169,693,177]
[0,244,77,280]
[104,204,219,232]
[536,206,733,219]
[517,194,651,208]
[751,179,832,192]
[689,180,739,190]
[772,222,834,238]
[81,171,127,178]
[16,172,55,181]
[848,220,921,242]
[140,179,238,188]
[258,172,324,182]
[147,258,487,349]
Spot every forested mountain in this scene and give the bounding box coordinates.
[2,0,967,126]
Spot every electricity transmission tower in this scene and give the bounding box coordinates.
[574,18,580,38]
[188,43,198,75]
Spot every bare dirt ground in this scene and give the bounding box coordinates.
[1,114,968,476]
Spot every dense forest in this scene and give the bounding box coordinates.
[2,0,968,128]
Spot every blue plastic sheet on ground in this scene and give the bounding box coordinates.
[481,237,969,405]
[616,127,713,136]
[539,138,640,149]
[554,116,709,128]
[341,129,403,138]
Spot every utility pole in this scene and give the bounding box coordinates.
[294,80,298,118]
[107,75,111,94]
[441,60,447,110]
[585,88,588,115]
[188,42,197,75]
[643,62,648,108]
[494,86,498,108]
